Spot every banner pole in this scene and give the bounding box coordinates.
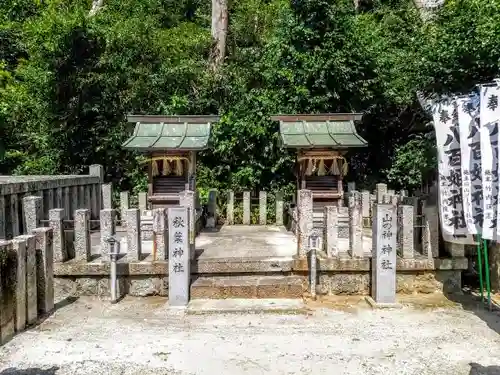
[483,239,492,310]
[477,234,485,302]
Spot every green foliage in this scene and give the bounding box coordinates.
[1,0,499,195]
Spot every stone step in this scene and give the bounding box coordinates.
[190,275,304,299]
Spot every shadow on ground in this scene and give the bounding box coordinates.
[0,366,59,374]
[470,363,500,374]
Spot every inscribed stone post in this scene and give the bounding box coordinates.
[324,206,339,257]
[259,191,267,225]
[371,204,397,304]
[0,240,14,342]
[206,189,217,228]
[243,191,251,225]
[168,207,190,307]
[397,205,414,259]
[102,183,112,209]
[226,191,234,225]
[0,196,5,239]
[23,196,42,235]
[376,183,387,203]
[125,208,141,261]
[23,235,37,324]
[100,209,115,257]
[179,190,195,259]
[138,192,148,213]
[298,190,313,257]
[49,209,66,262]
[348,191,363,257]
[33,227,54,314]
[153,208,167,260]
[275,191,284,226]
[11,237,26,331]
[422,203,439,258]
[74,209,91,261]
[120,191,129,228]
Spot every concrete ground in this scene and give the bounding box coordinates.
[1,295,500,375]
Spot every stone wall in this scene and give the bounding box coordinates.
[0,165,103,240]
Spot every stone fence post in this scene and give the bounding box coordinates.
[49,208,66,262]
[376,183,387,204]
[120,191,130,227]
[206,189,217,228]
[324,206,339,257]
[100,209,115,257]
[397,205,414,258]
[226,190,234,225]
[125,208,141,261]
[152,208,167,260]
[275,192,284,226]
[33,227,54,314]
[102,183,113,210]
[243,191,251,225]
[421,201,439,258]
[298,189,312,257]
[259,191,267,225]
[75,209,91,262]
[23,196,42,235]
[348,191,363,257]
[138,192,148,213]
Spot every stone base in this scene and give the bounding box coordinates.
[365,296,403,309]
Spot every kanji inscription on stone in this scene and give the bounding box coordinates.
[168,207,190,307]
[371,204,397,304]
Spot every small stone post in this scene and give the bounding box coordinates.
[23,196,42,235]
[259,191,267,225]
[226,190,234,225]
[49,208,66,262]
[168,207,190,307]
[23,234,37,324]
[298,189,313,257]
[243,191,251,225]
[102,183,113,210]
[74,209,91,262]
[33,227,54,314]
[275,191,284,226]
[0,241,14,342]
[89,164,104,220]
[397,205,414,259]
[348,191,363,258]
[369,203,398,306]
[138,192,148,213]
[120,191,129,227]
[206,189,217,228]
[347,182,356,193]
[100,209,116,257]
[361,190,370,226]
[376,183,387,204]
[11,237,26,332]
[422,202,439,258]
[153,208,167,260]
[9,195,20,237]
[125,208,141,261]
[179,190,195,259]
[324,206,339,257]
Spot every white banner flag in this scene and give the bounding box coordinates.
[479,84,500,240]
[457,94,482,234]
[432,99,467,235]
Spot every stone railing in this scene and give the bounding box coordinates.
[0,165,104,240]
[224,190,284,226]
[0,227,54,345]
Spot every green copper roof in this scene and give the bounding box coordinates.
[278,120,367,148]
[122,115,219,151]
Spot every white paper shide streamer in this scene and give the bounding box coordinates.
[457,94,482,234]
[433,99,467,236]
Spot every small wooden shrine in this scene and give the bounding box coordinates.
[271,113,367,208]
[122,115,219,209]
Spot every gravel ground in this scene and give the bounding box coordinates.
[0,296,500,375]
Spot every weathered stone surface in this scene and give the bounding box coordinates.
[259,191,267,225]
[49,209,65,262]
[102,183,112,210]
[11,237,26,332]
[125,208,141,261]
[348,191,363,258]
[243,191,251,225]
[444,241,465,257]
[397,205,414,259]
[9,195,20,237]
[319,273,370,295]
[298,189,313,257]
[0,240,15,342]
[128,276,168,297]
[22,196,42,235]
[376,183,387,203]
[0,175,100,197]
[120,191,129,227]
[74,209,91,261]
[152,208,167,260]
[347,182,356,193]
[226,191,234,225]
[275,191,284,226]
[179,190,195,259]
[324,206,339,257]
[33,227,54,314]
[422,203,439,258]
[22,235,37,325]
[168,207,190,307]
[100,209,116,257]
[361,190,370,218]
[138,192,148,213]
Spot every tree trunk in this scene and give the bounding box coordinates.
[210,0,228,70]
[89,0,104,16]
